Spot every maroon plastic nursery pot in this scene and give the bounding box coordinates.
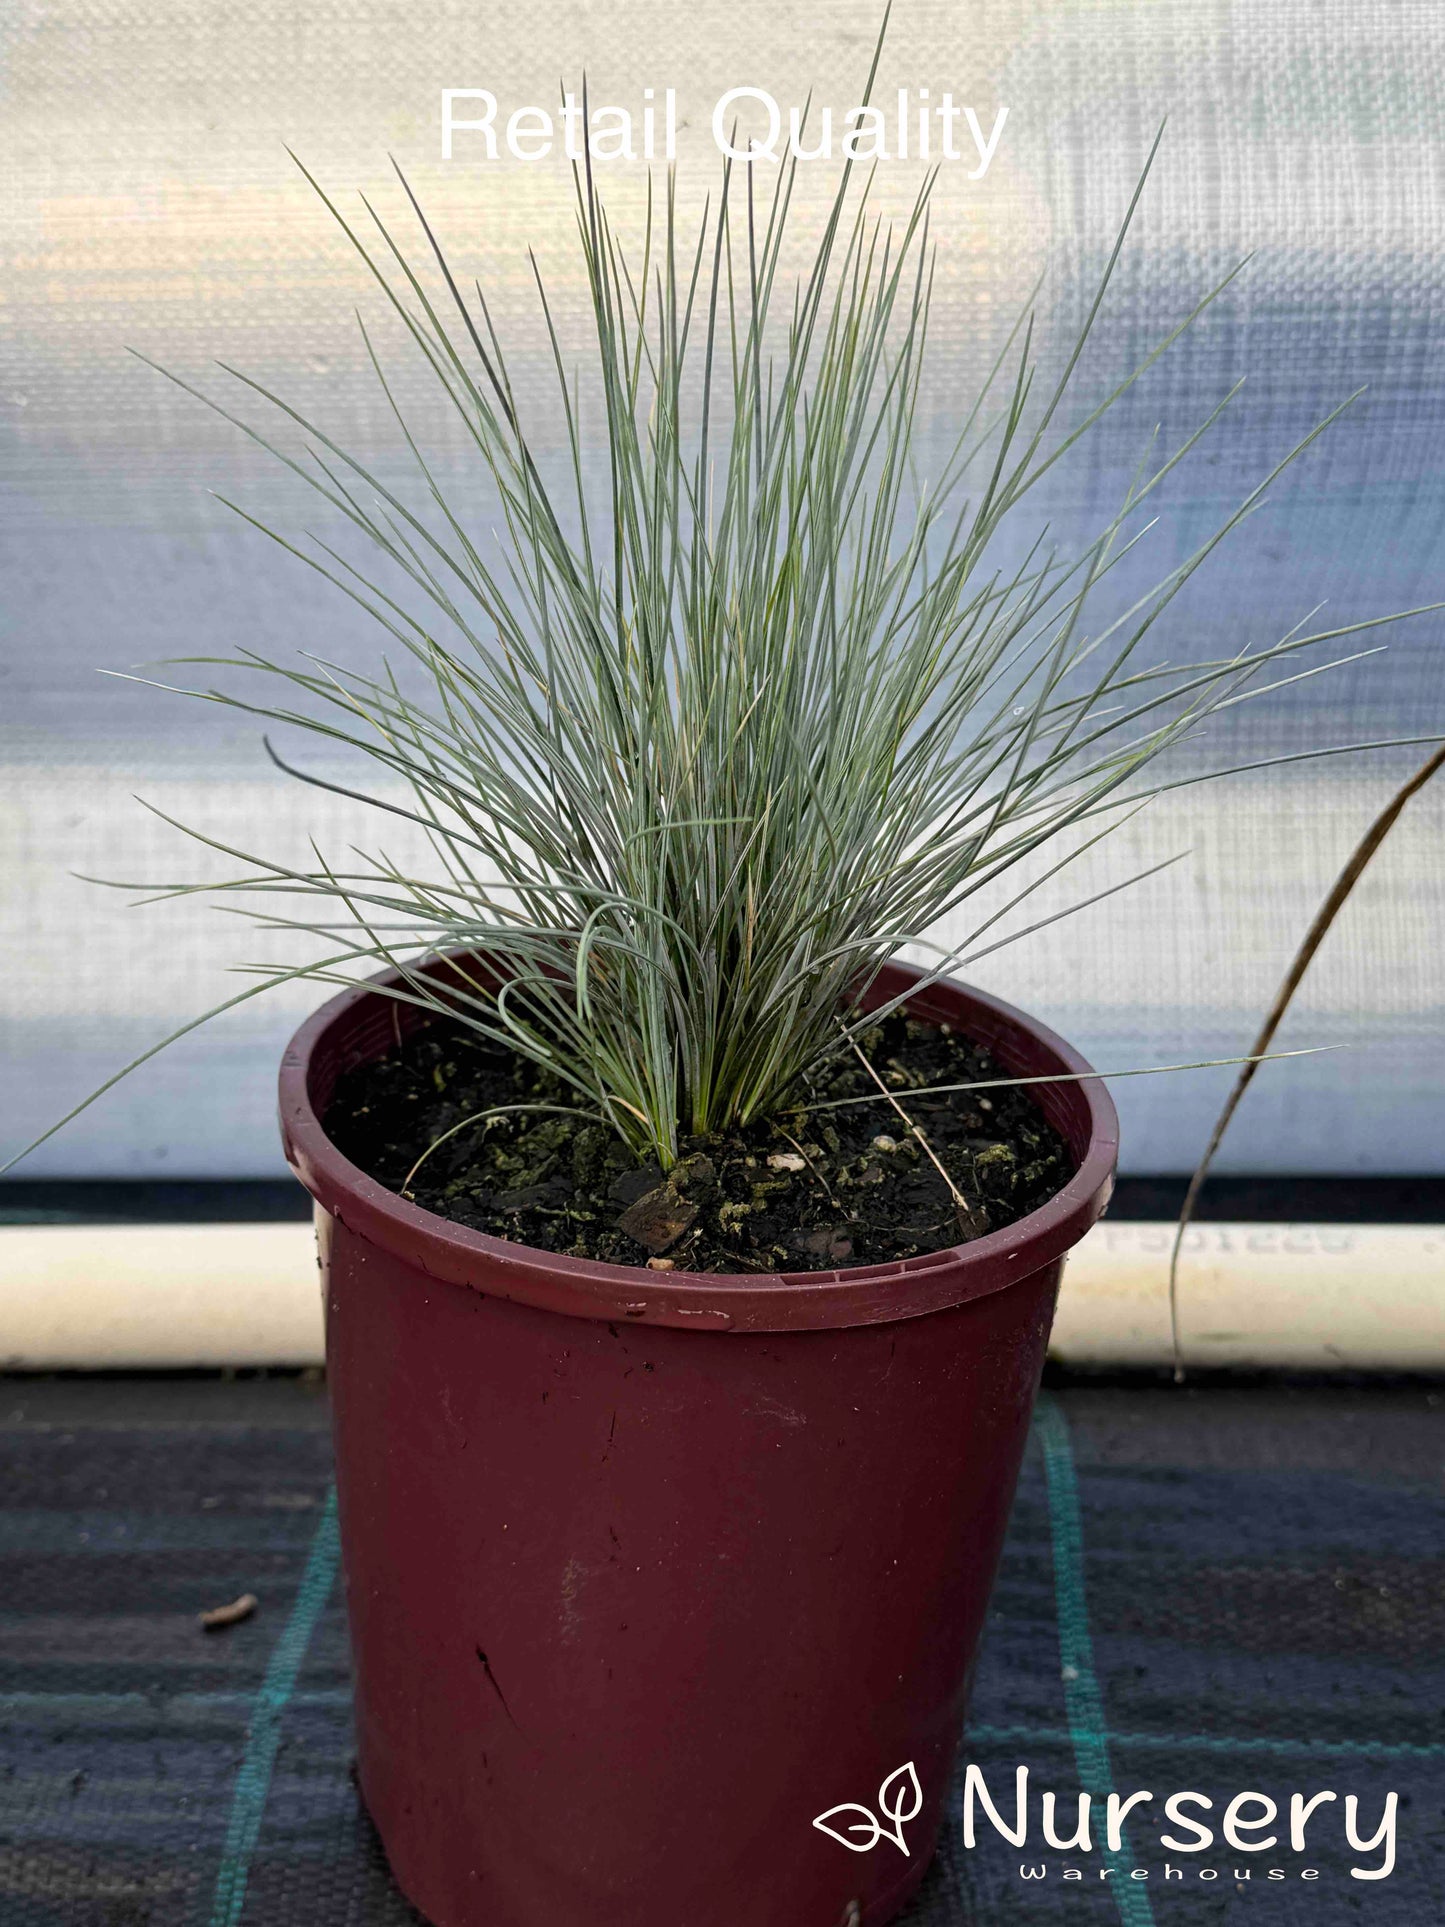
[280,960,1118,1927]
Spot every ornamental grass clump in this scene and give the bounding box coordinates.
[20,132,1436,1243]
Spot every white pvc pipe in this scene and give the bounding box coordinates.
[0,1219,1440,1372]
[0,1223,325,1370]
[1052,1219,1445,1372]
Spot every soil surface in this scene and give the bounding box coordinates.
[322,1011,1074,1273]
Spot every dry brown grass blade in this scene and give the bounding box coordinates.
[845,1033,968,1210]
[1167,741,1445,1379]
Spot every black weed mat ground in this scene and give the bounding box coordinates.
[0,1374,1440,1925]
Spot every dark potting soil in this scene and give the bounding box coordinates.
[322,1011,1074,1274]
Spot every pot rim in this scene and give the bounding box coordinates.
[279,959,1118,1334]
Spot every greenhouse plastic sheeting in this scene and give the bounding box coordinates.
[3,0,1442,1175]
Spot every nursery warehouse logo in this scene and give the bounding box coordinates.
[814,1763,924,1856]
[441,86,1008,174]
[813,1764,1400,1885]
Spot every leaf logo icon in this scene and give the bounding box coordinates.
[813,1762,923,1855]
[812,1804,883,1853]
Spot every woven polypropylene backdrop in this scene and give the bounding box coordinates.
[1,1378,1441,1923]
[3,0,1443,1176]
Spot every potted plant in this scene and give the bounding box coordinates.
[12,125,1436,1926]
